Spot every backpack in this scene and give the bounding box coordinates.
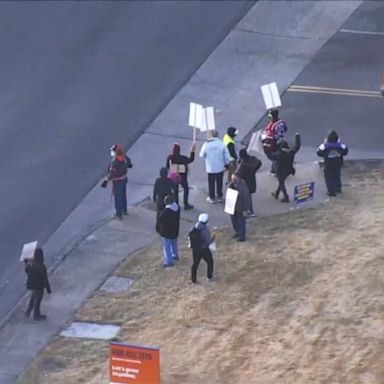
[187,227,203,249]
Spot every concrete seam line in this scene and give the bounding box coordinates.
[234,27,327,41]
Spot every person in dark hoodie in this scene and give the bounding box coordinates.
[190,213,215,283]
[223,127,239,183]
[227,174,252,242]
[25,247,51,320]
[153,167,177,231]
[270,133,301,203]
[236,149,262,216]
[157,195,180,267]
[101,144,133,219]
[317,130,348,196]
[166,142,195,210]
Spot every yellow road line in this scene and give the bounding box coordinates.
[288,85,382,98]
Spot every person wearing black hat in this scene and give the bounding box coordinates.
[236,149,262,216]
[261,109,288,175]
[24,247,51,320]
[270,133,301,203]
[157,195,180,267]
[166,142,196,210]
[317,130,348,196]
[223,127,239,184]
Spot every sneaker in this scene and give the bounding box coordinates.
[246,211,257,218]
[184,204,194,211]
[206,197,216,204]
[268,171,277,176]
[216,196,224,203]
[33,314,47,321]
[207,277,214,282]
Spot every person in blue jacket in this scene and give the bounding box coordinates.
[317,130,348,197]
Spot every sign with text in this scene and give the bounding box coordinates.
[261,81,281,110]
[294,182,315,204]
[109,342,160,384]
[224,188,239,215]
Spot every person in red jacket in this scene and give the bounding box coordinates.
[261,109,288,174]
[102,144,132,219]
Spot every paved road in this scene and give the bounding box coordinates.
[247,1,384,159]
[0,1,254,321]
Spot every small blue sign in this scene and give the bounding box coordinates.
[294,182,314,204]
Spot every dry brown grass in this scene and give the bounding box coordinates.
[18,164,384,384]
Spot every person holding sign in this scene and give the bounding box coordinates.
[261,109,287,175]
[166,142,195,210]
[226,174,252,242]
[270,133,301,203]
[199,130,230,203]
[24,247,52,320]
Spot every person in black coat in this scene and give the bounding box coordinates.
[236,149,262,216]
[153,167,177,231]
[157,195,180,267]
[24,247,51,320]
[166,142,195,210]
[270,133,301,203]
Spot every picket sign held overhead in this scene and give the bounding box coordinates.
[201,106,215,132]
[189,102,203,141]
[260,82,282,110]
[20,240,38,261]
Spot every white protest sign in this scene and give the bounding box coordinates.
[247,130,263,155]
[201,106,215,132]
[188,102,203,129]
[224,188,239,215]
[261,82,282,110]
[20,240,38,262]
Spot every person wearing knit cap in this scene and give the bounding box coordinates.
[166,142,196,210]
[223,127,239,184]
[101,144,132,219]
[189,213,215,283]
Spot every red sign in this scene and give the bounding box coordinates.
[109,342,160,384]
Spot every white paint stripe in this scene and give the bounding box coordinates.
[340,28,384,36]
[290,85,380,95]
[287,88,382,98]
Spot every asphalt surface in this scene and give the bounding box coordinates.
[246,1,384,158]
[0,1,254,321]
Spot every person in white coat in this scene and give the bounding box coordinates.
[199,131,230,203]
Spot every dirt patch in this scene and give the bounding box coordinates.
[18,164,384,384]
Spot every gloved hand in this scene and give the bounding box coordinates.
[101,180,108,188]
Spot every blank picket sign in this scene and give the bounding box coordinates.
[247,130,263,155]
[261,82,282,110]
[201,106,215,132]
[188,102,203,129]
[20,240,38,262]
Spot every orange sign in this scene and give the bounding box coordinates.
[109,342,160,384]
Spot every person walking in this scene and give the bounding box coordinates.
[227,174,252,242]
[317,130,348,196]
[102,144,133,219]
[270,133,301,203]
[166,142,196,210]
[236,149,262,217]
[157,195,180,267]
[199,130,230,203]
[24,247,51,320]
[261,109,288,175]
[223,127,239,184]
[189,213,215,283]
[153,167,177,231]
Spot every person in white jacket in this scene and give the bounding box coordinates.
[199,131,230,203]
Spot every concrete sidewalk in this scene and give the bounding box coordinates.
[0,1,361,383]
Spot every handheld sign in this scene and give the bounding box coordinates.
[247,130,263,155]
[20,241,38,262]
[201,106,215,133]
[261,82,282,110]
[294,182,315,204]
[189,102,203,141]
[109,342,160,384]
[224,188,239,215]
